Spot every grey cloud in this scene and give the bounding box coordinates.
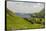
[7,1,44,13]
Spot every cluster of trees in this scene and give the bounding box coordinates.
[24,18,45,25]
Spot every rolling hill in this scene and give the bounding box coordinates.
[6,8,44,30]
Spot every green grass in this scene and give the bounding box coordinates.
[7,14,44,30]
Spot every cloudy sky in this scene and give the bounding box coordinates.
[7,1,44,13]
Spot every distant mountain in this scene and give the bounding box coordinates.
[31,8,45,18]
[16,8,45,18]
[16,13,32,18]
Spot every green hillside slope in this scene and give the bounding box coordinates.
[6,9,44,30]
[7,14,43,30]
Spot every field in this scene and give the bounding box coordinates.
[7,14,45,30]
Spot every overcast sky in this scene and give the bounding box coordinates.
[7,1,44,13]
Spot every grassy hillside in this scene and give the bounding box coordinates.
[7,14,43,30]
[6,9,44,30]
